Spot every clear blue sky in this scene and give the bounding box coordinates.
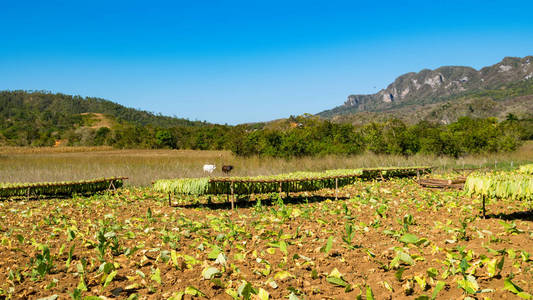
[1,0,533,124]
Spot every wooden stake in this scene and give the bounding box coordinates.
[335,178,338,200]
[168,193,171,207]
[482,195,486,218]
[230,181,235,210]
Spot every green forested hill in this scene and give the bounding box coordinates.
[0,90,206,146]
[0,90,203,127]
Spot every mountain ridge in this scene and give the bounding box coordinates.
[318,55,533,123]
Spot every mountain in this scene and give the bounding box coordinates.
[318,56,533,124]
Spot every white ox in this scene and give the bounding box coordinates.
[203,164,216,174]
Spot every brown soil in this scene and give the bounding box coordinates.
[0,178,532,299]
[80,113,114,129]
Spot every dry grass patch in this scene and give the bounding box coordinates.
[0,142,532,186]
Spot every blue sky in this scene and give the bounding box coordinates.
[1,0,533,124]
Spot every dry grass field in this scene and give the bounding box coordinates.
[1,142,532,186]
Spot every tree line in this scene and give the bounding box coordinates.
[7,114,529,159]
[1,90,532,158]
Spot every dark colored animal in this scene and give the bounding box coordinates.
[222,165,234,174]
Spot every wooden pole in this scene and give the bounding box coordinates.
[230,181,234,210]
[482,195,486,218]
[335,178,338,200]
[168,193,171,207]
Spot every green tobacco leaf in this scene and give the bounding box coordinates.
[394,268,405,281]
[274,271,294,280]
[100,262,114,275]
[279,241,288,255]
[135,270,145,278]
[266,279,278,289]
[126,294,138,300]
[171,250,179,268]
[215,253,228,265]
[321,236,334,254]
[486,258,498,278]
[151,268,161,284]
[125,283,140,290]
[398,251,415,265]
[311,269,318,280]
[326,276,349,287]
[459,258,470,273]
[414,275,427,290]
[366,286,375,300]
[225,287,239,299]
[426,267,438,279]
[504,277,523,294]
[184,286,206,297]
[365,249,376,258]
[504,278,533,299]
[457,274,479,294]
[288,293,300,300]
[257,288,270,300]
[202,267,221,280]
[329,268,342,278]
[517,292,533,299]
[208,247,222,260]
[103,270,117,288]
[77,276,87,292]
[238,281,255,299]
[497,255,505,272]
[167,292,185,300]
[382,281,393,292]
[399,233,419,244]
[431,281,445,300]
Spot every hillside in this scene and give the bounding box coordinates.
[318,56,533,124]
[0,90,208,146]
[0,90,204,127]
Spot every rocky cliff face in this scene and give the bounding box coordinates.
[319,56,533,117]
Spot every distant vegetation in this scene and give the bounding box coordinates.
[231,115,532,158]
[1,90,532,158]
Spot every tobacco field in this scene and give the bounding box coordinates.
[0,176,532,299]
